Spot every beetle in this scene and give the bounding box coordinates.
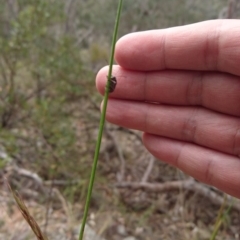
[107,76,117,93]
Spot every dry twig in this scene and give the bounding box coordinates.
[116,179,240,211]
[141,156,155,183]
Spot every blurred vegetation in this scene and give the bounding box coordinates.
[0,0,94,198]
[0,0,239,239]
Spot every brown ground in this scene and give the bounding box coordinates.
[0,124,240,240]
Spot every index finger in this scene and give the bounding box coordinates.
[115,20,240,76]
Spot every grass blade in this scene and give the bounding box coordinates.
[9,184,48,240]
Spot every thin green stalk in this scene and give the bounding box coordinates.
[78,1,123,240]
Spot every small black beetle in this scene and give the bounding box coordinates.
[107,76,117,93]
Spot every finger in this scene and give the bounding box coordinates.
[96,66,240,117]
[105,99,240,157]
[115,20,240,76]
[143,134,240,198]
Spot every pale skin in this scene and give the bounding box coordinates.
[96,20,240,199]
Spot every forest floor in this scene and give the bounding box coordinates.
[0,125,240,240]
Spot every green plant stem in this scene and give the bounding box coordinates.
[78,1,123,239]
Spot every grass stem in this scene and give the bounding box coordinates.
[78,1,123,239]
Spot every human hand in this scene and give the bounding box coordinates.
[96,20,240,198]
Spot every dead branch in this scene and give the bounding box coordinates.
[115,179,240,211]
[44,179,81,186]
[12,165,43,186]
